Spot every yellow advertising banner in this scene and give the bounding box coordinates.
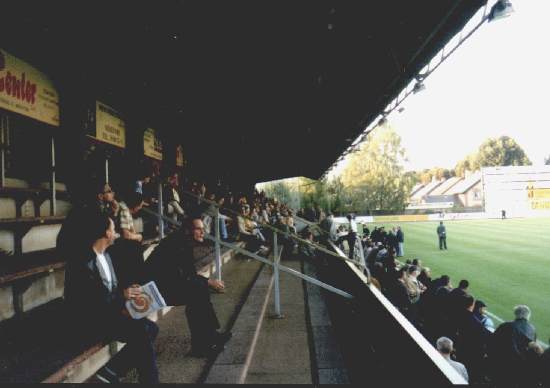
[176,145,185,167]
[527,184,550,210]
[144,128,162,160]
[0,48,59,126]
[373,214,429,223]
[95,101,126,148]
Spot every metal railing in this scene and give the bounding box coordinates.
[142,206,354,317]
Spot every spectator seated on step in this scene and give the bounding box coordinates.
[236,206,264,252]
[298,230,317,260]
[63,210,160,383]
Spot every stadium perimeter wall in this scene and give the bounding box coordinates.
[333,210,550,225]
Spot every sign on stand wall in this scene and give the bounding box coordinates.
[0,48,59,126]
[95,101,126,148]
[144,128,162,160]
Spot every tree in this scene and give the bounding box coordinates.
[338,123,414,212]
[545,155,550,165]
[455,136,531,176]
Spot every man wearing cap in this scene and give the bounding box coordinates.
[473,300,495,332]
[97,182,119,218]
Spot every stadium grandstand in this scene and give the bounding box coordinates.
[2,0,548,386]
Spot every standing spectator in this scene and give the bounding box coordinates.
[490,305,537,386]
[386,228,399,256]
[437,221,447,250]
[346,214,358,260]
[319,212,335,243]
[436,337,469,382]
[396,226,404,257]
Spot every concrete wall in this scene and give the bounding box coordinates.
[21,270,65,312]
[0,230,15,253]
[0,198,17,219]
[39,200,72,217]
[22,224,61,253]
[0,285,15,320]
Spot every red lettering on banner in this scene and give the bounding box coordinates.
[0,70,38,105]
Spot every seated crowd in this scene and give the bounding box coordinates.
[61,169,549,385]
[349,225,550,386]
[57,170,322,383]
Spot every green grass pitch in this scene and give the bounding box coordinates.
[366,217,550,344]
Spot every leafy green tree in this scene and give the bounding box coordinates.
[474,136,531,167]
[338,123,414,212]
[455,136,531,177]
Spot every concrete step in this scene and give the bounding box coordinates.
[206,257,349,384]
[120,254,264,383]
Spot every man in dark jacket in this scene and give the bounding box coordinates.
[437,221,447,250]
[489,305,537,386]
[63,211,159,383]
[143,216,231,356]
[396,226,404,257]
[454,295,492,383]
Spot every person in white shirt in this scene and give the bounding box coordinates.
[436,336,469,383]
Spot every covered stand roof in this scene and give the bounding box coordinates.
[1,0,485,187]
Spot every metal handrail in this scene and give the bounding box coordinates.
[142,207,354,305]
[164,188,367,270]
[328,241,468,385]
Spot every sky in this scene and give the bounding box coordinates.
[338,0,549,174]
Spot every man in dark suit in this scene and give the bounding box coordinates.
[143,215,231,357]
[396,226,404,257]
[437,221,447,250]
[63,211,159,384]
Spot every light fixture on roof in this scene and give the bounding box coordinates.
[488,0,514,22]
[413,80,426,94]
[377,116,388,127]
